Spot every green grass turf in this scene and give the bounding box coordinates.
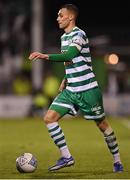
[0,116,130,179]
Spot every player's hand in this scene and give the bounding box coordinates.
[29,52,49,61]
[59,79,67,92]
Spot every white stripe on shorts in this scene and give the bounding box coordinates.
[52,102,77,115]
[84,113,105,120]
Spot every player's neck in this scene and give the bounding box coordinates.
[64,22,76,33]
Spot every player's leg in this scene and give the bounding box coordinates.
[44,109,75,171]
[79,88,123,172]
[43,90,77,171]
[44,109,72,159]
[95,118,123,172]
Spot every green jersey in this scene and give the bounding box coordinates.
[61,26,98,92]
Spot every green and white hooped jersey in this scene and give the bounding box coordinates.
[61,26,98,92]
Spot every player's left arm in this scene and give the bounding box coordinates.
[29,46,79,62]
[29,32,85,62]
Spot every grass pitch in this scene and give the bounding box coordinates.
[0,116,130,179]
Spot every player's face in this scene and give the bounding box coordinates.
[57,8,72,29]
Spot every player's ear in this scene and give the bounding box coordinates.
[69,14,74,21]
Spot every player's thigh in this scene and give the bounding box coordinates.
[44,90,74,124]
[49,90,77,117]
[79,88,105,121]
[43,109,61,124]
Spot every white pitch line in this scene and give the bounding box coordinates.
[119,118,130,129]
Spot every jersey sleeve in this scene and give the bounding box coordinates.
[70,32,87,51]
[48,46,79,62]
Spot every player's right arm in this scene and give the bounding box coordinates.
[59,75,67,92]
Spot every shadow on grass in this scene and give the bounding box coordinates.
[30,169,112,179]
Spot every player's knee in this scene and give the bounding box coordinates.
[43,110,60,124]
[43,114,53,124]
[96,119,110,132]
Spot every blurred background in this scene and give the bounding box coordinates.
[0,0,130,118]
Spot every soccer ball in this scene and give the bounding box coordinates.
[16,153,37,173]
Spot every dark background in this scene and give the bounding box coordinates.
[45,0,130,28]
[1,0,130,46]
[43,0,130,46]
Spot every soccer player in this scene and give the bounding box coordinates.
[29,4,123,172]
